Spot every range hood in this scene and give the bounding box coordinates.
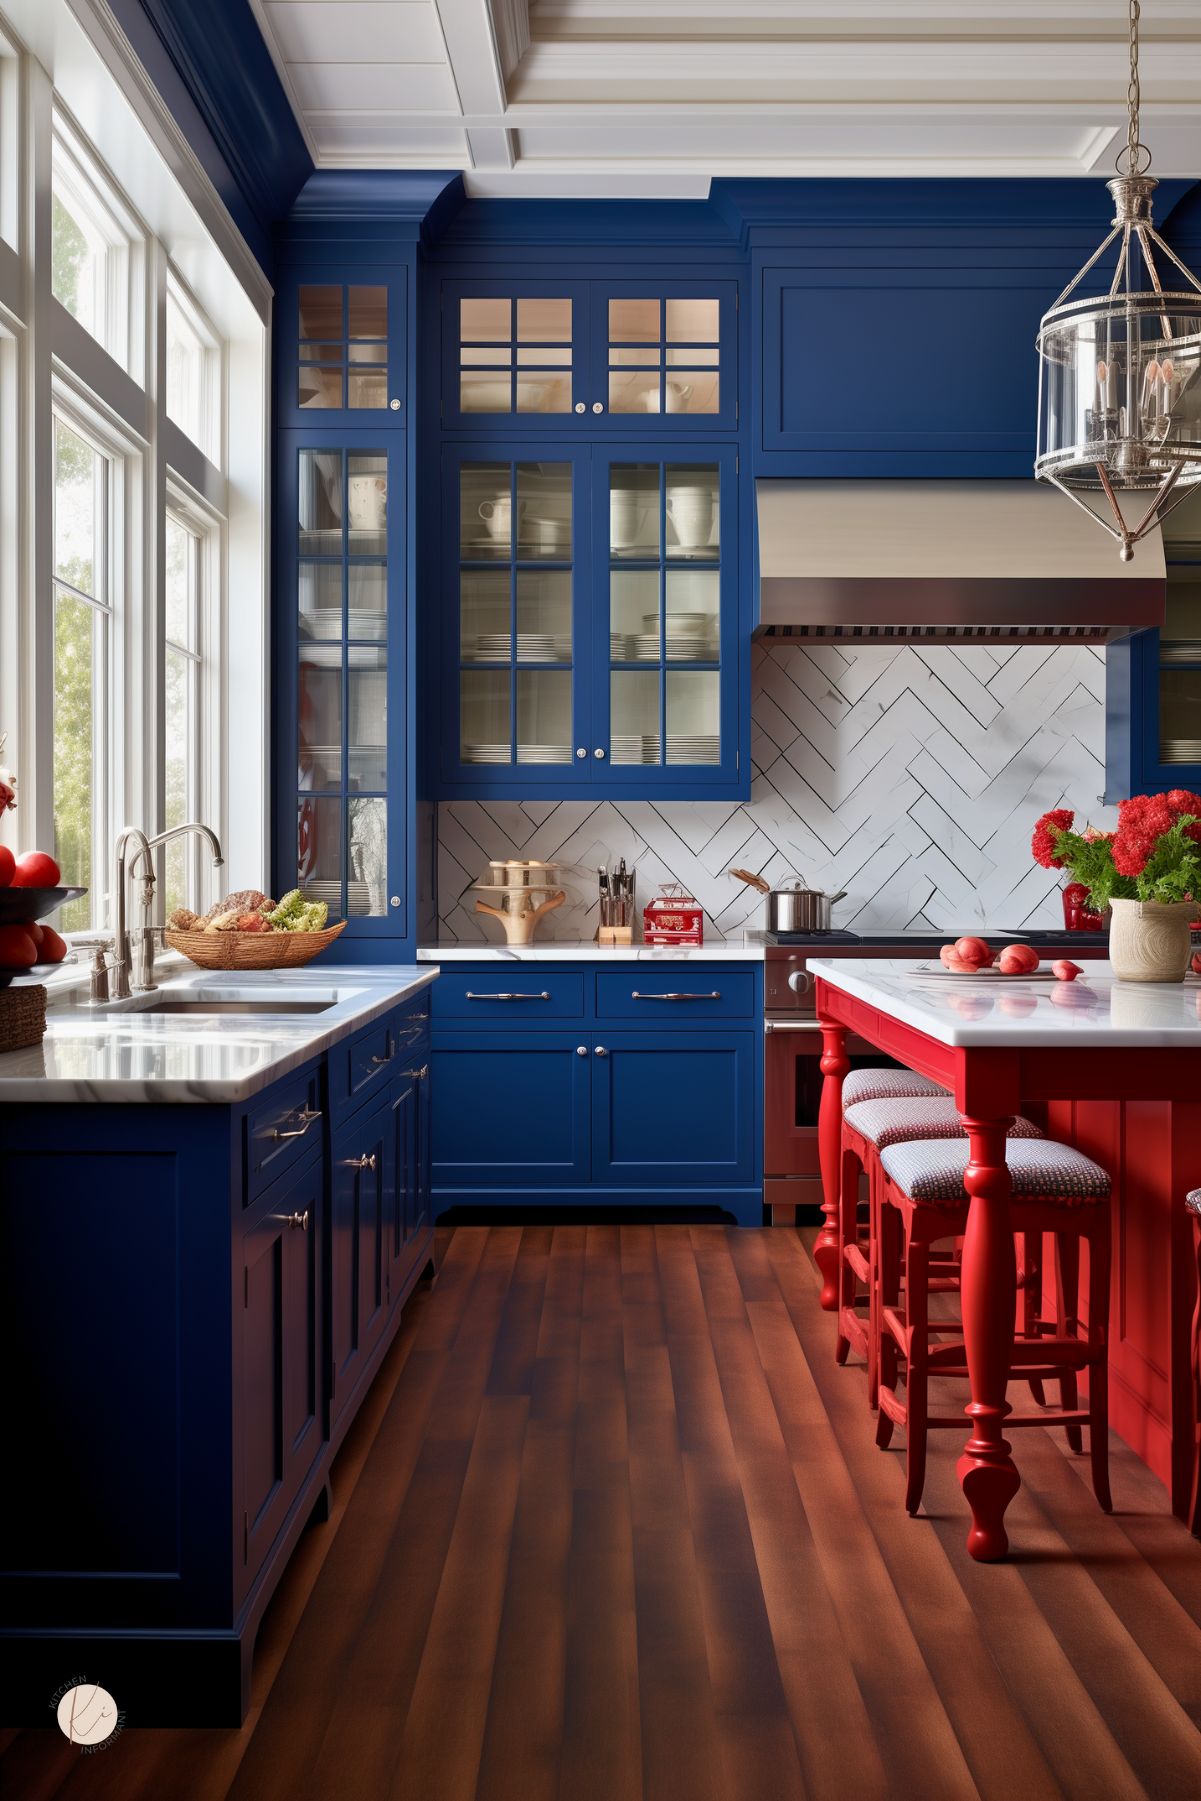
[754,480,1165,645]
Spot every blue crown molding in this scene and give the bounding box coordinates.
[107,0,312,272]
[281,170,466,248]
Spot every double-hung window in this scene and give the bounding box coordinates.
[163,508,205,918]
[51,413,112,932]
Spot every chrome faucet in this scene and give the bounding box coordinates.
[111,821,224,998]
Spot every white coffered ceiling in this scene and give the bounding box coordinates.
[250,0,1201,195]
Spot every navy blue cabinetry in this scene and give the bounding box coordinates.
[0,990,433,1726]
[1106,546,1201,801]
[429,963,763,1223]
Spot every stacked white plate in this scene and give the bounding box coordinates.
[1162,740,1201,762]
[1159,641,1201,665]
[666,735,720,764]
[611,734,661,764]
[644,612,709,635]
[462,743,511,764]
[633,635,665,661]
[610,633,632,661]
[516,745,573,763]
[516,633,565,662]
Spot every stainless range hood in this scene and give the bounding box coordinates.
[754,480,1165,645]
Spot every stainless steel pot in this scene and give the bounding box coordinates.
[765,879,847,935]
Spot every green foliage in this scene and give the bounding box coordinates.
[1133,818,1201,905]
[1046,828,1135,912]
[51,195,89,325]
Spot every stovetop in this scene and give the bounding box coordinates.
[764,928,1112,949]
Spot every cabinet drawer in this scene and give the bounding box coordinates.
[244,1066,325,1202]
[329,1011,403,1118]
[431,971,585,1020]
[595,970,755,1020]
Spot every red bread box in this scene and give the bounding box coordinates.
[643,883,704,946]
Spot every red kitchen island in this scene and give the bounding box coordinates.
[811,956,1201,1562]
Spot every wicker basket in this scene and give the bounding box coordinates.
[0,983,47,1052]
[165,920,348,971]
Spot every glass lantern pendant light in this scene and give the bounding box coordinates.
[1035,0,1201,560]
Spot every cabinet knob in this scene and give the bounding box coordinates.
[575,747,587,759]
[592,401,604,414]
[390,896,401,908]
[288,1209,309,1232]
[593,747,606,759]
[574,402,586,414]
[576,1045,588,1056]
[389,398,401,411]
[595,1045,608,1057]
[357,1152,378,1172]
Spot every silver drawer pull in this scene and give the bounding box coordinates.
[403,1064,430,1080]
[464,990,551,1001]
[271,1106,320,1142]
[630,991,721,1001]
[370,1051,392,1067]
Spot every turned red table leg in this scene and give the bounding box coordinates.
[815,1021,850,1311]
[956,1114,1021,1561]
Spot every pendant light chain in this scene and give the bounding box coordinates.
[1121,0,1151,176]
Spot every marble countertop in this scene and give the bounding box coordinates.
[417,936,767,962]
[0,964,438,1103]
[810,957,1201,1048]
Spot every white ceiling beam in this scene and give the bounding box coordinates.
[431,0,516,167]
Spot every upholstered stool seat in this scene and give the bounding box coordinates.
[874,1136,1112,1516]
[842,1067,947,1109]
[844,1096,1042,1151]
[879,1138,1111,1208]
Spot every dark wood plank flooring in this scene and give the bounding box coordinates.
[7,1224,1201,1801]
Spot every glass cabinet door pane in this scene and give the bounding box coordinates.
[1160,669,1201,758]
[298,450,343,555]
[461,670,511,763]
[666,464,719,557]
[348,285,387,340]
[462,463,512,558]
[349,652,388,789]
[610,570,659,663]
[299,651,342,788]
[298,795,341,900]
[517,570,571,661]
[461,297,512,341]
[349,797,387,915]
[516,462,571,558]
[348,563,387,640]
[666,567,720,660]
[461,569,511,661]
[607,295,721,414]
[300,285,342,339]
[459,296,573,414]
[610,464,659,557]
[611,670,661,763]
[517,671,572,763]
[300,366,344,411]
[299,561,343,639]
[347,452,387,552]
[666,671,720,763]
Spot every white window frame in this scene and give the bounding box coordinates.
[50,109,144,381]
[165,266,222,468]
[162,484,224,916]
[0,1,271,961]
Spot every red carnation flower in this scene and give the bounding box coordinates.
[1167,789,1201,815]
[1032,807,1074,869]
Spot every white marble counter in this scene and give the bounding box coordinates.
[810,957,1201,1048]
[0,964,438,1103]
[417,936,767,963]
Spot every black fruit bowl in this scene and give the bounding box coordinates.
[0,963,64,992]
[0,885,86,925]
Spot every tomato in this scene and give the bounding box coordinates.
[26,921,43,950]
[38,925,67,964]
[0,924,38,968]
[0,846,14,887]
[1052,959,1083,982]
[1191,951,1201,977]
[11,850,60,888]
[953,935,993,968]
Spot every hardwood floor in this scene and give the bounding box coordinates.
[6,1224,1201,1801]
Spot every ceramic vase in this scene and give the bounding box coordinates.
[1108,896,1195,982]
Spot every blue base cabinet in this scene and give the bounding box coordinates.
[429,963,763,1223]
[0,991,432,1726]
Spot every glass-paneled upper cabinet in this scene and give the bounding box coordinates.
[1157,567,1201,767]
[287,439,400,931]
[442,280,737,431]
[605,458,726,775]
[281,273,405,426]
[454,453,584,772]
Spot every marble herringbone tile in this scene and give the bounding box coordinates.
[434,644,1114,941]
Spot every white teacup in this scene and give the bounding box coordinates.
[643,380,694,414]
[348,474,387,531]
[667,489,713,549]
[478,496,525,541]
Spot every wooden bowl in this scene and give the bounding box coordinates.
[165,920,347,971]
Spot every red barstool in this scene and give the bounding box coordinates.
[838,1096,1042,1405]
[1187,1188,1201,1536]
[874,1137,1112,1517]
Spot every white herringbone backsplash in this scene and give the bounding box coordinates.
[434,643,1113,942]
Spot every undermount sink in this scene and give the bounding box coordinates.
[138,989,339,1016]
